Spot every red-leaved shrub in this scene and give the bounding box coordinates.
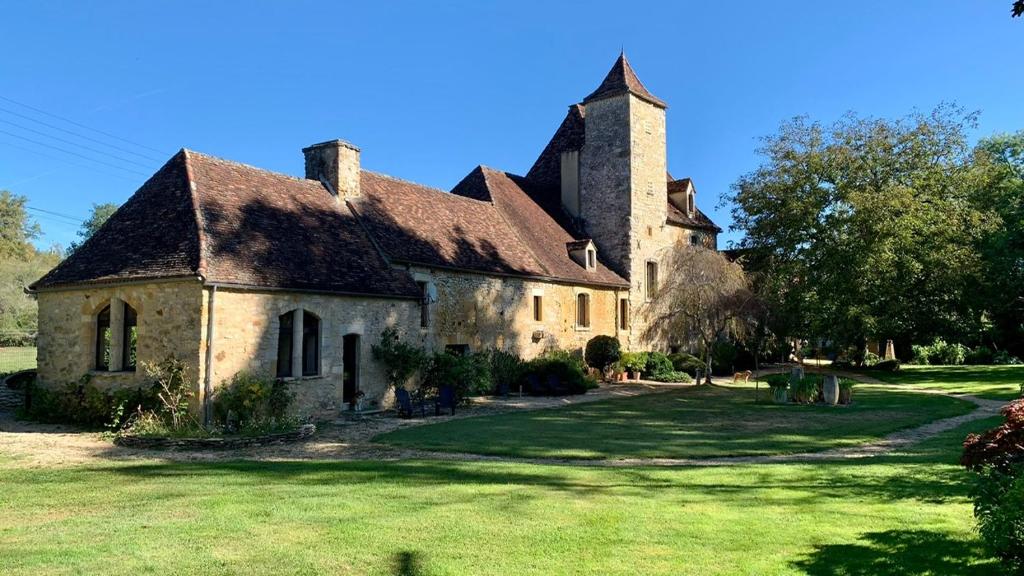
[961,399,1024,472]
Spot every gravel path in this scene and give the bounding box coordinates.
[0,369,1009,468]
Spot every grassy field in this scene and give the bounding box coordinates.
[0,346,36,376]
[0,416,1001,575]
[375,383,975,460]
[869,365,1024,400]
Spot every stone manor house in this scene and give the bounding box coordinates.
[30,54,720,416]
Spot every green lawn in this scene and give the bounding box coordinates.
[375,383,975,460]
[869,365,1024,400]
[0,416,1001,575]
[0,346,36,376]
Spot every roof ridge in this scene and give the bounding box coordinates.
[180,149,207,278]
[183,149,320,186]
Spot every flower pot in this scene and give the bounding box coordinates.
[839,387,852,405]
[822,375,839,406]
[629,371,643,381]
[771,386,788,404]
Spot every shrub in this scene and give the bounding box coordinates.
[524,351,597,396]
[371,327,425,389]
[212,371,294,430]
[422,351,493,401]
[644,352,675,380]
[764,373,790,388]
[23,374,160,430]
[862,351,881,367]
[483,348,526,395]
[789,375,820,404]
[962,399,1024,572]
[669,352,704,376]
[649,371,691,383]
[867,359,901,372]
[620,352,648,374]
[584,335,621,375]
[911,338,968,365]
[966,346,996,365]
[994,350,1023,366]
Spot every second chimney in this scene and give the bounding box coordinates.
[302,139,360,199]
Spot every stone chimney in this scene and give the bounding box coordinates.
[302,139,360,199]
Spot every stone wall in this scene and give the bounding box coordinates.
[414,268,624,357]
[35,279,204,392]
[200,288,420,419]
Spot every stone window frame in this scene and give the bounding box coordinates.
[92,298,138,373]
[411,272,436,332]
[276,307,323,380]
[586,248,596,270]
[645,260,659,302]
[575,291,591,330]
[618,297,630,331]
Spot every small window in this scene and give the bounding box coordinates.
[690,234,701,246]
[646,261,659,300]
[417,281,430,328]
[619,298,629,331]
[276,311,294,378]
[688,192,695,214]
[446,344,470,356]
[122,304,137,371]
[302,311,320,377]
[533,295,543,322]
[586,249,596,269]
[576,293,590,328]
[95,305,111,370]
[646,180,654,196]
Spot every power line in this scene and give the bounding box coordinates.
[0,129,149,176]
[0,118,158,169]
[28,206,85,224]
[0,94,168,156]
[0,104,165,163]
[0,139,140,184]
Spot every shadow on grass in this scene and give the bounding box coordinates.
[791,529,997,575]
[391,550,425,576]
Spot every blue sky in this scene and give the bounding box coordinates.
[1,1,1021,250]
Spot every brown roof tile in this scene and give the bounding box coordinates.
[583,53,666,109]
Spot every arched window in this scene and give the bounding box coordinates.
[276,311,294,378]
[576,293,590,328]
[95,305,111,370]
[123,304,138,371]
[687,191,695,214]
[276,309,321,378]
[302,311,320,377]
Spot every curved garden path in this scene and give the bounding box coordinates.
[0,367,1009,468]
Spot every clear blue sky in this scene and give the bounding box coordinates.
[1,1,1021,250]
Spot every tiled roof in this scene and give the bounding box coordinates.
[525,104,585,187]
[453,167,628,287]
[582,53,667,109]
[666,203,722,232]
[33,151,422,299]
[32,152,201,289]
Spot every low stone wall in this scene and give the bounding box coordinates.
[114,424,316,450]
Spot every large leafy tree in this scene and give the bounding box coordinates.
[0,190,41,260]
[726,106,994,358]
[972,131,1024,356]
[68,202,118,253]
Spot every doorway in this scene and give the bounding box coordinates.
[342,334,360,409]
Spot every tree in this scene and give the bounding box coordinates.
[971,131,1024,357]
[68,202,118,253]
[725,106,993,358]
[584,335,622,377]
[647,245,756,384]
[0,190,40,260]
[1014,0,1023,17]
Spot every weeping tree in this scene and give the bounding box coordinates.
[646,245,758,384]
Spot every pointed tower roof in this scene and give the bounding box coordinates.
[582,52,666,108]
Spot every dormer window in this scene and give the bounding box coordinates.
[567,239,598,271]
[687,191,695,215]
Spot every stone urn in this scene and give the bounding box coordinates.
[839,386,852,405]
[822,375,839,406]
[771,386,788,404]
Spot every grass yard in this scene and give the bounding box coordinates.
[869,365,1024,400]
[375,383,975,460]
[0,416,1001,575]
[0,346,36,376]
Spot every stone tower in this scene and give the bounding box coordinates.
[577,53,672,347]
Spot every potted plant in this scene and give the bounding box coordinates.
[621,352,647,381]
[765,374,789,404]
[838,379,854,405]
